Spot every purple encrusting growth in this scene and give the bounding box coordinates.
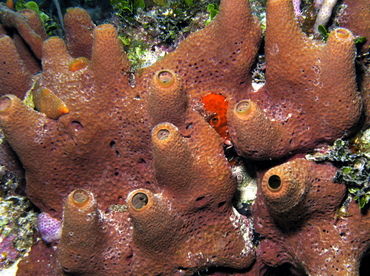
[0,235,19,268]
[37,212,62,243]
[293,0,301,18]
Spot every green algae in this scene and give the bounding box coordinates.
[205,3,218,25]
[307,128,370,209]
[15,0,58,36]
[111,0,220,70]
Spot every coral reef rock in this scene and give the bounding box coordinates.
[0,0,369,275]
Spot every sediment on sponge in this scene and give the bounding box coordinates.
[261,159,312,216]
[148,69,187,127]
[228,99,286,159]
[59,189,107,274]
[127,188,181,255]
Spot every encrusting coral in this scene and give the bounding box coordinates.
[0,0,369,275]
